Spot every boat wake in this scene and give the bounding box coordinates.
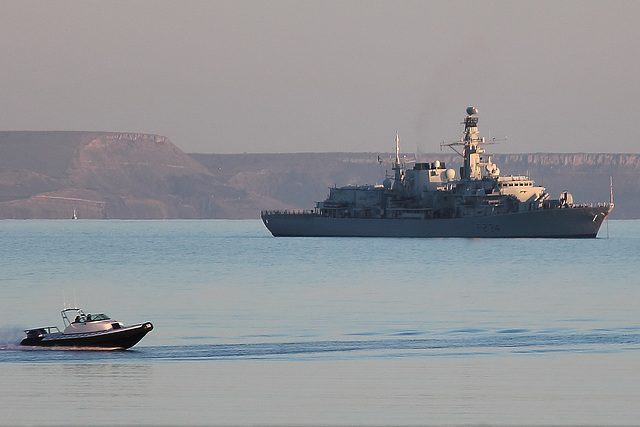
[3,327,639,363]
[145,329,640,360]
[0,326,25,347]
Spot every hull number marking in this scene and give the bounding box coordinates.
[477,223,500,233]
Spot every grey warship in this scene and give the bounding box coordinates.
[261,107,613,238]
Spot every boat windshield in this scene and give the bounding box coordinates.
[61,308,111,326]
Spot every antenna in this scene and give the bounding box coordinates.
[610,176,614,205]
[395,131,400,165]
[607,176,614,239]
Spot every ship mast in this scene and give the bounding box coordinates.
[392,131,403,191]
[441,107,499,181]
[462,106,483,180]
[395,131,400,165]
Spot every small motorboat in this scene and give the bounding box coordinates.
[20,307,153,349]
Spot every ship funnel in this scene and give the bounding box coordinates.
[466,106,478,116]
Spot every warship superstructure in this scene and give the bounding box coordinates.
[261,107,613,238]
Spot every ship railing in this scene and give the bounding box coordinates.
[261,210,316,216]
[538,201,613,211]
[568,202,612,209]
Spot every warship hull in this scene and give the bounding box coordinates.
[262,107,613,239]
[262,205,611,238]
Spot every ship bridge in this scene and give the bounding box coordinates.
[498,175,546,203]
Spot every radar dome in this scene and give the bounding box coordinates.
[383,178,392,189]
[446,168,456,181]
[466,106,478,115]
[559,191,573,206]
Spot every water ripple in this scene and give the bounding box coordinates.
[3,329,639,363]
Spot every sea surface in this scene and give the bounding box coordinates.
[1,219,639,426]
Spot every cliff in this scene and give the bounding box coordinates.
[0,132,285,219]
[0,131,637,219]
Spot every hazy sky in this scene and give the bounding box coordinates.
[2,1,639,154]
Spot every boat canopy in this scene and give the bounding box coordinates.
[61,308,110,327]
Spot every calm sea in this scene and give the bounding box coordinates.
[1,219,639,426]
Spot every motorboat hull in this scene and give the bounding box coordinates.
[20,322,153,350]
[262,205,611,238]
